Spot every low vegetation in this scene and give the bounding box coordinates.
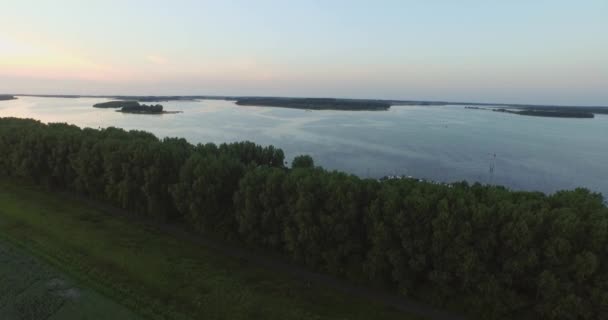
[0,239,141,320]
[0,117,606,319]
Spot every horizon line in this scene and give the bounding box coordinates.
[7,93,608,109]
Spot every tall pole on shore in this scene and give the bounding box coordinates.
[488,153,496,184]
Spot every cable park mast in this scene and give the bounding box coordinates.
[488,153,496,184]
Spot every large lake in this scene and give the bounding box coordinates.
[1,96,607,196]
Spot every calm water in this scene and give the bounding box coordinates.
[1,96,607,196]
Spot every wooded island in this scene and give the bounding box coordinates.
[93,101,180,114]
[236,97,391,110]
[466,106,595,118]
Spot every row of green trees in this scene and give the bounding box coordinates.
[1,117,606,319]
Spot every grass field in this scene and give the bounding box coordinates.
[0,240,142,320]
[0,180,419,320]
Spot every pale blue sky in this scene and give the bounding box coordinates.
[1,0,607,105]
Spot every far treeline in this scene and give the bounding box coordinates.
[504,105,608,115]
[466,107,596,118]
[0,117,606,320]
[494,108,594,118]
[235,97,391,110]
[93,101,141,108]
[0,95,17,101]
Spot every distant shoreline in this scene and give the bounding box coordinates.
[116,110,183,115]
[0,95,17,101]
[235,97,391,111]
[11,94,608,115]
[465,106,595,118]
[12,94,608,112]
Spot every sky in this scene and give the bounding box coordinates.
[1,0,607,105]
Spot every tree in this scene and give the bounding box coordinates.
[292,155,314,169]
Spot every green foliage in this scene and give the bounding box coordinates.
[1,117,606,319]
[171,153,244,234]
[292,155,314,168]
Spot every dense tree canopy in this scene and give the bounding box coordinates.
[1,117,606,319]
[291,155,314,169]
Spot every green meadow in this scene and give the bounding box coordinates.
[0,240,141,320]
